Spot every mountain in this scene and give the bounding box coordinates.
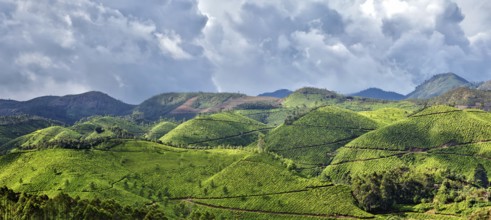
[478,80,491,91]
[134,92,280,121]
[0,91,135,124]
[429,87,491,111]
[406,73,471,99]
[351,88,405,101]
[258,89,293,98]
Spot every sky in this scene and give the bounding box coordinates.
[0,0,490,104]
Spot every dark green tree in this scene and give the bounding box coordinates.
[473,163,489,188]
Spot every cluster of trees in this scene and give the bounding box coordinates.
[352,165,490,212]
[351,167,436,212]
[0,186,167,219]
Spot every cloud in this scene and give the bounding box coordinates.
[0,0,215,103]
[198,0,491,95]
[0,0,490,102]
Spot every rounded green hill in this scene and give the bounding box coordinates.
[161,112,269,148]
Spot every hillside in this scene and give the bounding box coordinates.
[4,116,148,152]
[323,105,491,183]
[0,115,61,146]
[0,140,373,219]
[406,73,471,99]
[134,92,280,121]
[281,87,342,108]
[0,91,135,124]
[429,87,491,111]
[478,80,491,91]
[351,88,405,101]
[264,106,379,173]
[258,89,293,98]
[161,112,270,147]
[144,121,178,140]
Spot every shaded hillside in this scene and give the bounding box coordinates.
[264,106,379,173]
[351,88,405,101]
[0,115,61,146]
[0,91,135,124]
[134,92,280,121]
[429,87,491,111]
[161,112,269,147]
[406,73,471,99]
[258,89,293,98]
[4,116,148,152]
[324,106,491,183]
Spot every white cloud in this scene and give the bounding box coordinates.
[0,0,490,102]
[156,32,192,60]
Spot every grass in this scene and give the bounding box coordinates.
[161,112,269,147]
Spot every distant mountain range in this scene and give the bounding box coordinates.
[1,72,490,124]
[350,88,405,101]
[258,89,293,98]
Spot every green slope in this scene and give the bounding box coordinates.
[144,121,178,140]
[0,115,61,146]
[161,112,269,148]
[358,108,410,126]
[264,106,379,172]
[0,140,372,219]
[282,87,343,108]
[323,105,491,183]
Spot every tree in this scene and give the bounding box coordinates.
[473,163,489,188]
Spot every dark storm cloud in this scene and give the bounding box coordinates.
[0,0,490,102]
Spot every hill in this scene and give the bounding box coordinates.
[428,87,491,111]
[0,115,62,146]
[258,89,293,98]
[351,88,405,101]
[406,73,471,99]
[160,112,270,147]
[0,91,135,124]
[134,92,280,121]
[323,105,491,183]
[4,116,149,153]
[264,106,379,174]
[478,80,491,91]
[281,87,342,108]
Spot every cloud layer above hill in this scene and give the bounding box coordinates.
[0,0,490,103]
